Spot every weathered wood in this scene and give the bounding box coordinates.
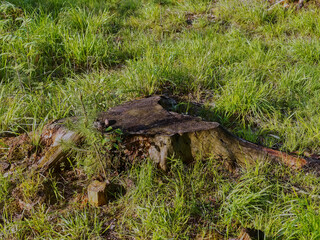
[2,95,317,173]
[87,180,108,207]
[0,119,81,174]
[97,96,310,171]
[34,119,81,172]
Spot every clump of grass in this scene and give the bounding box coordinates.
[58,208,107,239]
[1,155,320,239]
[120,160,192,239]
[116,158,320,239]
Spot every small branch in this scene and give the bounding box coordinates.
[268,0,285,11]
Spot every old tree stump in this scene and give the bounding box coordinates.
[0,95,316,175]
[96,96,309,171]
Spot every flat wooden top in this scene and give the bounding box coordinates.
[98,96,219,136]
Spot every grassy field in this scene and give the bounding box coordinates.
[1,0,320,239]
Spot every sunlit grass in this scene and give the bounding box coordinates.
[1,0,320,238]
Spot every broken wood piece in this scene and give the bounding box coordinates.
[297,0,305,9]
[97,96,311,171]
[87,180,108,207]
[34,119,81,172]
[1,119,81,174]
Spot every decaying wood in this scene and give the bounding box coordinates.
[33,119,81,172]
[0,119,82,174]
[1,95,318,173]
[97,96,311,171]
[87,180,108,207]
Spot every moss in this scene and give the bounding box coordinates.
[8,142,33,162]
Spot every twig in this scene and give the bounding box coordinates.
[268,0,285,11]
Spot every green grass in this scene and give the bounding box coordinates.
[2,0,320,151]
[1,0,320,239]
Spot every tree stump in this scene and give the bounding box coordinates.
[1,95,315,174]
[96,96,308,171]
